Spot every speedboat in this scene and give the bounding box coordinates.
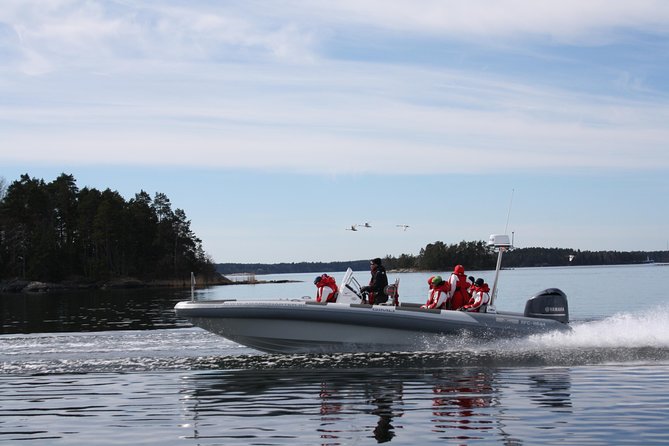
[174,235,571,354]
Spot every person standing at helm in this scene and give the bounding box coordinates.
[421,275,452,310]
[447,265,472,310]
[360,258,389,305]
[463,278,490,312]
[314,274,338,303]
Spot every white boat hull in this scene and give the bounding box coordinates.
[175,299,570,354]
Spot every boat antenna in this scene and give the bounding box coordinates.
[504,188,514,234]
[490,189,514,308]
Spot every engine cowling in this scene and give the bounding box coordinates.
[524,288,569,324]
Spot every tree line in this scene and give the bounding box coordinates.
[216,241,496,275]
[0,173,216,283]
[217,240,668,275]
[216,260,373,275]
[3,173,662,282]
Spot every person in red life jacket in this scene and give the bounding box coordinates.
[360,257,389,304]
[463,278,490,312]
[421,275,452,309]
[447,264,472,310]
[314,274,338,303]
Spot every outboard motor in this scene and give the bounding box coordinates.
[524,288,569,324]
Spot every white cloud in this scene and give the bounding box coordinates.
[3,0,669,75]
[1,0,319,74]
[2,58,668,172]
[299,0,669,43]
[2,1,669,176]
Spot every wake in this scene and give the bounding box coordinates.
[4,309,669,375]
[527,306,669,349]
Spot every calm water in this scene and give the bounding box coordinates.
[2,265,669,445]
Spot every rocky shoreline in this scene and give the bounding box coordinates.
[0,275,234,293]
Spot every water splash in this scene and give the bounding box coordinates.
[4,309,669,375]
[528,307,669,349]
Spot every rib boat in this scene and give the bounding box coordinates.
[174,235,571,353]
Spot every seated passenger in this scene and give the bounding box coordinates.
[421,275,452,310]
[360,258,389,305]
[463,278,490,312]
[448,264,472,310]
[384,280,400,306]
[314,274,338,303]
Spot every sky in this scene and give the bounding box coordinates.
[1,0,669,263]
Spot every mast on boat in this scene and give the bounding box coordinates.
[488,234,512,307]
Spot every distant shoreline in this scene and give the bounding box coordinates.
[4,262,666,294]
[0,275,306,294]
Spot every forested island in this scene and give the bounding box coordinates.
[0,173,218,291]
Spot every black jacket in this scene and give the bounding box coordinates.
[362,266,389,304]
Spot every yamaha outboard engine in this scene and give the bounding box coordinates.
[524,288,569,324]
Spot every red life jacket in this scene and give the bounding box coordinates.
[450,272,471,310]
[316,275,338,302]
[425,277,452,309]
[464,284,490,312]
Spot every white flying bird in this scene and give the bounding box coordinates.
[346,225,358,231]
[396,224,410,231]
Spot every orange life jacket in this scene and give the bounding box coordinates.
[316,275,338,302]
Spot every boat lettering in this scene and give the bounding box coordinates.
[520,319,546,326]
[496,317,519,324]
[545,306,565,312]
[372,306,395,313]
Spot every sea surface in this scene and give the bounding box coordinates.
[2,264,669,445]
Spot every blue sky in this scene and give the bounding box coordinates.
[1,1,668,263]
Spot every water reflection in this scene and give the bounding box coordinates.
[430,369,494,438]
[178,364,573,444]
[528,369,573,409]
[316,376,404,443]
[367,380,403,443]
[0,288,191,334]
[177,368,404,443]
